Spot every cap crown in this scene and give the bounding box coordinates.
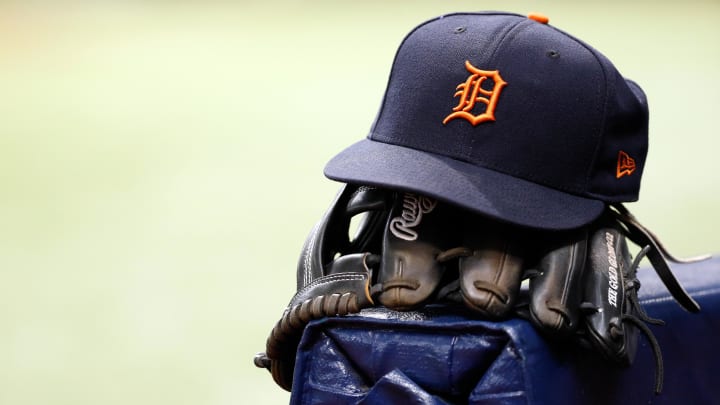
[369,12,648,202]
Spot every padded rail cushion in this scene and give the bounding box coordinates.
[289,256,720,404]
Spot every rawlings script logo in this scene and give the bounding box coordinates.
[605,231,619,308]
[389,193,438,241]
[443,60,507,126]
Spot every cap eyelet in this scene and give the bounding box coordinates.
[454,26,466,34]
[547,50,560,59]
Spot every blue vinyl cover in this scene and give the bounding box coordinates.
[290,256,720,404]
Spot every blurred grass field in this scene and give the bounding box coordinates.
[0,1,718,404]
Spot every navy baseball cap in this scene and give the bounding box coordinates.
[324,12,649,230]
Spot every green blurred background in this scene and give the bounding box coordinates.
[1,1,718,404]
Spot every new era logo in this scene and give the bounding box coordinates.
[616,151,636,178]
[443,60,507,126]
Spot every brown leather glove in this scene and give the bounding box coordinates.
[255,185,706,394]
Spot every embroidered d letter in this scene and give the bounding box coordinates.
[443,60,507,126]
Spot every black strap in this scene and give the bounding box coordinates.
[610,204,705,313]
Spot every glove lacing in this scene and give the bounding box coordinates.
[583,245,666,395]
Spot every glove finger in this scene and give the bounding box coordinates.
[529,229,588,336]
[459,225,523,318]
[376,191,453,311]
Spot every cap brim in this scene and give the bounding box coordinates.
[324,139,605,230]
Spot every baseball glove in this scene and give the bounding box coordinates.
[255,185,706,393]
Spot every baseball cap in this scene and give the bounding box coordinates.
[324,12,649,230]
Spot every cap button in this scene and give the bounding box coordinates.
[528,12,549,24]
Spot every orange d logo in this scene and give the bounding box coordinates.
[443,60,507,126]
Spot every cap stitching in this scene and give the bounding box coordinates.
[461,19,596,194]
[542,27,611,196]
[580,46,610,197]
[481,23,611,197]
[466,17,529,161]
